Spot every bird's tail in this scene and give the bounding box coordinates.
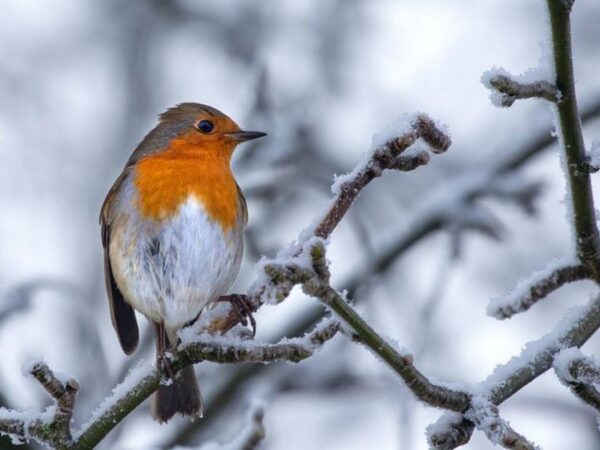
[152,326,202,423]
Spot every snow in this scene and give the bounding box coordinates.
[589,138,600,169]
[487,255,579,319]
[552,347,585,383]
[74,360,153,438]
[331,113,449,196]
[425,412,465,445]
[20,357,44,378]
[251,235,329,305]
[478,295,599,395]
[481,65,557,108]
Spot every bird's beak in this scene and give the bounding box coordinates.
[226,130,267,142]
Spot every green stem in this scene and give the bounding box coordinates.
[305,281,470,412]
[547,0,600,277]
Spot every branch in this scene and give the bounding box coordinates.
[546,0,600,277]
[487,258,590,319]
[263,240,471,412]
[0,322,339,449]
[203,113,451,331]
[315,113,450,239]
[554,348,600,412]
[482,69,560,107]
[0,361,80,449]
[430,293,600,449]
[466,398,539,450]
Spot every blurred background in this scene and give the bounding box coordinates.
[1,0,600,449]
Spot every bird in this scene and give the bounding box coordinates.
[100,103,266,422]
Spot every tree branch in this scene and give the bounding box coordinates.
[482,70,560,107]
[0,322,339,449]
[465,398,539,450]
[487,259,590,319]
[262,240,471,412]
[168,98,600,448]
[554,348,600,412]
[430,293,600,448]
[546,0,600,277]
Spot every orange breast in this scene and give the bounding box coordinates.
[133,140,239,231]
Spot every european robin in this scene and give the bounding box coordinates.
[100,103,266,422]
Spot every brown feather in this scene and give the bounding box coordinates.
[100,170,139,355]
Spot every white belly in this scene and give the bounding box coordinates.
[109,196,244,329]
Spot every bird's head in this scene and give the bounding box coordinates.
[130,103,266,164]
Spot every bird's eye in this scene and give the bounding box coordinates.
[196,120,214,133]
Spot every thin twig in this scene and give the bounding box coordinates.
[465,398,540,450]
[554,348,600,412]
[0,322,339,449]
[430,294,600,449]
[484,72,560,106]
[546,0,600,278]
[314,114,450,239]
[488,261,590,319]
[263,241,471,413]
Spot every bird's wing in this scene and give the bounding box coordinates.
[236,183,248,227]
[100,169,139,355]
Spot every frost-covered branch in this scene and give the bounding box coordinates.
[554,348,600,412]
[482,2,600,277]
[465,398,539,450]
[202,113,451,334]
[546,0,600,277]
[315,114,449,239]
[488,258,590,319]
[430,294,600,449]
[0,322,339,449]
[482,69,560,107]
[0,361,80,449]
[262,240,471,412]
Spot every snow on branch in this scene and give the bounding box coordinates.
[554,348,600,412]
[481,68,560,107]
[487,258,590,319]
[201,112,452,334]
[0,322,339,449]
[545,0,600,277]
[0,360,79,449]
[262,240,471,413]
[464,397,540,450]
[430,294,600,449]
[316,113,450,239]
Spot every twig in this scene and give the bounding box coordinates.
[483,72,560,107]
[205,113,452,332]
[465,397,540,450]
[263,241,471,412]
[488,259,590,319]
[554,348,600,412]
[546,0,600,278]
[314,114,450,239]
[430,293,600,449]
[0,361,80,449]
[0,322,339,449]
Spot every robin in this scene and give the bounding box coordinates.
[100,103,266,422]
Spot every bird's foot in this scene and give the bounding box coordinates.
[157,352,176,379]
[217,294,257,337]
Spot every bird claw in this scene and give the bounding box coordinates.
[157,352,175,378]
[218,294,257,337]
